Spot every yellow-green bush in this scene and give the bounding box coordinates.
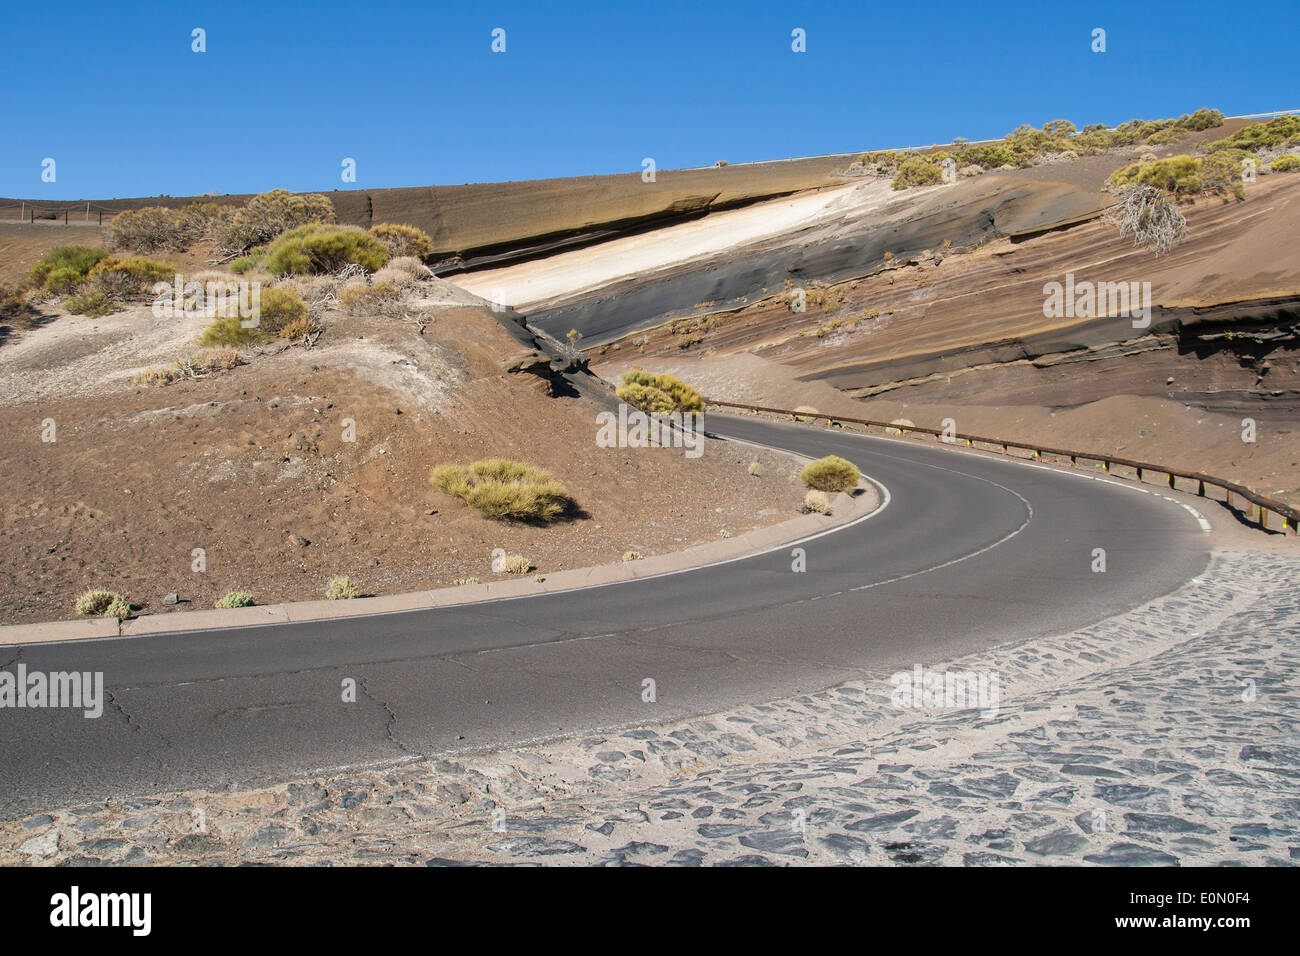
[75,588,122,616]
[616,370,705,414]
[800,455,861,493]
[1271,154,1300,172]
[326,576,359,600]
[1207,115,1300,153]
[256,286,309,335]
[891,155,946,189]
[370,222,434,260]
[29,246,110,291]
[1108,155,1204,195]
[265,224,389,275]
[64,290,117,316]
[803,490,831,514]
[86,256,175,296]
[430,459,571,523]
[215,189,336,256]
[200,315,263,347]
[215,590,254,608]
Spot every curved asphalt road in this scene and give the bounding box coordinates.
[0,415,1210,816]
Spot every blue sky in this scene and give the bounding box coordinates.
[2,0,1295,199]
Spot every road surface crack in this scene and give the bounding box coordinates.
[358,676,419,757]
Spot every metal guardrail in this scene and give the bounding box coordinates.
[705,399,1299,534]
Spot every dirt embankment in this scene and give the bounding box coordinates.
[0,284,802,626]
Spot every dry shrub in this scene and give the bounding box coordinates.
[369,223,434,260]
[85,256,175,297]
[279,315,319,340]
[107,206,181,253]
[430,459,571,523]
[214,189,336,257]
[338,281,399,315]
[326,576,360,600]
[495,554,532,574]
[256,286,309,335]
[800,455,861,493]
[1108,184,1189,256]
[135,348,245,386]
[616,369,705,414]
[803,490,831,514]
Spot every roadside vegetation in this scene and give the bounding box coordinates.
[215,591,254,608]
[615,369,705,414]
[74,588,131,619]
[430,459,572,523]
[803,490,831,514]
[800,455,861,493]
[325,576,360,600]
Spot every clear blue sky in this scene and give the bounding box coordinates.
[2,0,1294,199]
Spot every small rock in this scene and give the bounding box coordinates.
[162,593,179,606]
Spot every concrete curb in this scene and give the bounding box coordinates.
[0,452,885,647]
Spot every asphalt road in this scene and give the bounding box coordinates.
[0,416,1210,817]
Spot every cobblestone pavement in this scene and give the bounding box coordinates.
[4,549,1297,867]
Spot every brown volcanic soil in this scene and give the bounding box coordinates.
[604,173,1300,388]
[595,352,1300,512]
[0,292,800,626]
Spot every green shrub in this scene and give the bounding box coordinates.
[215,590,254,608]
[430,458,571,523]
[265,224,389,275]
[1108,155,1203,195]
[800,455,861,493]
[326,576,360,600]
[42,266,87,295]
[1145,127,1187,145]
[370,222,434,260]
[214,189,336,257]
[1176,108,1224,131]
[1271,154,1300,172]
[955,142,1016,169]
[29,246,110,290]
[64,290,118,316]
[257,286,309,335]
[200,315,263,347]
[616,370,705,414]
[1207,115,1300,153]
[891,155,945,189]
[85,255,175,296]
